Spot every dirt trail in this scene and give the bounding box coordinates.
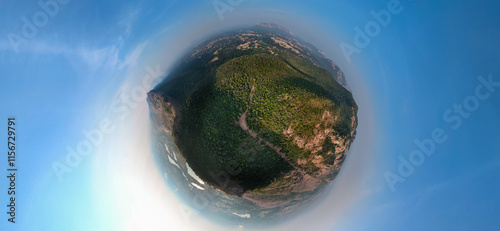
[238,84,258,138]
[235,82,306,174]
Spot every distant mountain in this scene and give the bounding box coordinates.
[256,23,350,90]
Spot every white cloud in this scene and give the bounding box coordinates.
[117,41,148,70]
[0,39,148,74]
[0,4,145,73]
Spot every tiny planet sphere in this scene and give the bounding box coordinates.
[147,23,358,224]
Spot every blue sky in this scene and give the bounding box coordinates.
[1,0,499,230]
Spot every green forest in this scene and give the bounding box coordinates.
[153,29,357,194]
